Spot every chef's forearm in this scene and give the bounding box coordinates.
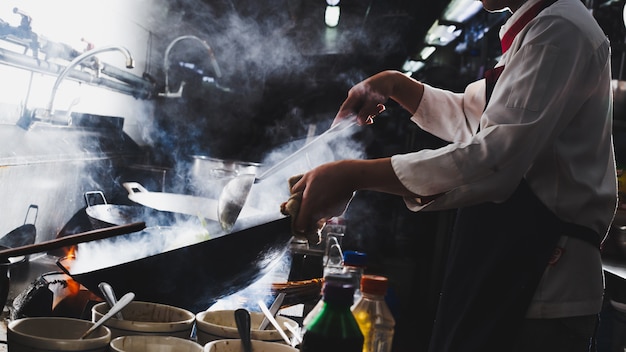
[344,158,421,198]
[381,70,425,115]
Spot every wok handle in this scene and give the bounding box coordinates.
[0,222,146,259]
[84,191,107,207]
[24,204,38,226]
[123,182,149,195]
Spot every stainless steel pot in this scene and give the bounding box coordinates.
[188,155,261,199]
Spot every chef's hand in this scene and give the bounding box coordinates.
[334,72,390,126]
[333,70,424,126]
[288,157,429,234]
[290,160,356,234]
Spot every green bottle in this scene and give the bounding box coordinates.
[300,281,364,352]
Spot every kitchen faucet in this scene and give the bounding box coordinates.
[46,45,135,116]
[159,35,222,98]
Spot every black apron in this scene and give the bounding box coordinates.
[427,180,599,352]
[428,2,599,349]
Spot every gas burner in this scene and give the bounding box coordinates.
[11,271,102,320]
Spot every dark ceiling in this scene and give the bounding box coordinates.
[150,0,626,162]
[161,0,455,83]
[151,0,458,161]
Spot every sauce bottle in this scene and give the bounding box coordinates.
[342,250,367,304]
[351,275,395,352]
[300,280,364,352]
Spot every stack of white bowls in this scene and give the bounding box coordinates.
[7,317,111,352]
[91,300,196,339]
[7,304,302,351]
[195,309,298,346]
[93,300,200,352]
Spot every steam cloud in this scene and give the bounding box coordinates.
[69,0,374,308]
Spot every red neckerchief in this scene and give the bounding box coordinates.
[484,0,556,105]
[501,0,551,54]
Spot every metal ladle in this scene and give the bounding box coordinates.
[218,118,357,231]
[234,308,252,352]
[98,282,123,320]
[80,292,134,339]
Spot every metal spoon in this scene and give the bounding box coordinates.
[259,292,285,330]
[234,308,252,352]
[98,282,124,320]
[257,299,291,345]
[80,292,134,339]
[218,118,357,231]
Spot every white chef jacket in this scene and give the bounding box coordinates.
[391,0,618,318]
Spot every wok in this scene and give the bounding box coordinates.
[0,246,27,315]
[57,215,293,313]
[0,205,39,310]
[0,205,38,249]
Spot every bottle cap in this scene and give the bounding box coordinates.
[342,250,367,267]
[323,281,355,306]
[324,272,353,284]
[360,275,388,296]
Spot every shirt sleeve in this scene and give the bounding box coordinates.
[411,80,485,143]
[392,16,603,212]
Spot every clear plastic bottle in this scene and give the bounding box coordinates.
[303,273,353,327]
[322,217,346,276]
[323,232,344,278]
[351,275,395,352]
[342,250,367,304]
[300,281,364,352]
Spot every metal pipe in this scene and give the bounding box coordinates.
[160,35,222,98]
[0,47,152,99]
[47,45,135,114]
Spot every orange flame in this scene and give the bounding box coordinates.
[65,246,77,260]
[63,246,80,295]
[65,275,81,295]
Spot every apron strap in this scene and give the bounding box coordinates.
[559,221,600,249]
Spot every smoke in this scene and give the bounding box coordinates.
[142,0,377,164]
[70,224,212,274]
[67,1,375,302]
[244,124,366,216]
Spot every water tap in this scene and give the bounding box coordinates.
[159,35,222,98]
[46,45,135,117]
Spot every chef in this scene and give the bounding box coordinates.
[284,0,618,350]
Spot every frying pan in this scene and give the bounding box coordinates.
[56,215,293,313]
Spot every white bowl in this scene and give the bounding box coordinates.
[195,310,297,345]
[8,317,111,352]
[110,335,203,352]
[203,339,298,352]
[92,301,195,339]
